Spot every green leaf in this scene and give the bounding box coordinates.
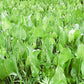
[74,30,81,39]
[2,18,12,31]
[81,61,84,78]
[26,46,40,77]
[13,40,25,59]
[0,57,17,80]
[0,47,6,59]
[31,62,39,77]
[0,34,6,47]
[50,66,67,84]
[53,54,58,65]
[71,58,81,78]
[52,32,57,39]
[59,48,73,65]
[77,44,84,61]
[15,28,26,40]
[43,38,53,68]
[33,27,44,38]
[59,30,68,46]
[68,29,75,42]
[68,29,81,42]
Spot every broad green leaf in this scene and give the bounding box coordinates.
[50,66,67,84]
[31,62,39,77]
[33,27,44,38]
[59,30,68,46]
[59,44,64,52]
[28,14,33,27]
[0,57,17,80]
[2,18,11,31]
[77,44,84,61]
[68,29,81,42]
[15,28,26,40]
[0,47,6,59]
[13,40,25,59]
[52,32,57,39]
[59,48,73,65]
[68,29,75,42]
[74,30,81,39]
[43,38,53,68]
[63,61,71,83]
[26,47,40,77]
[71,58,81,78]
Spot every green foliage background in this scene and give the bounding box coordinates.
[0,0,84,84]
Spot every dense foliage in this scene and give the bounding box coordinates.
[0,0,84,84]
